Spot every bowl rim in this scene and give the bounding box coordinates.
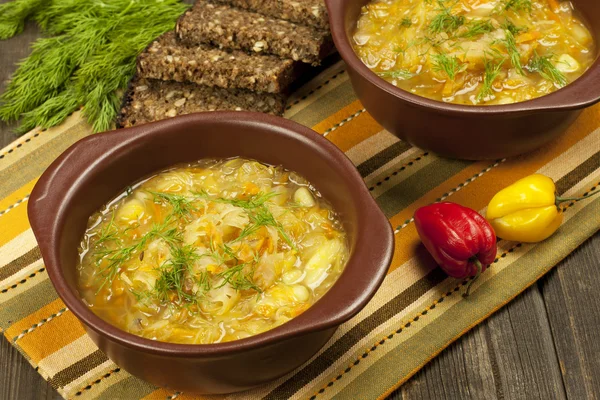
[28,111,395,357]
[325,0,600,115]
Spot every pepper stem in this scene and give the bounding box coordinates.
[463,258,482,298]
[555,189,600,206]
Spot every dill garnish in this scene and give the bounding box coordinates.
[376,70,415,80]
[526,51,567,87]
[504,29,524,75]
[478,55,507,102]
[94,212,119,247]
[428,0,465,34]
[504,0,532,12]
[154,244,201,304]
[216,264,262,292]
[149,191,197,219]
[432,53,465,80]
[94,215,180,292]
[400,17,413,28]
[0,0,190,134]
[458,20,494,39]
[502,20,527,36]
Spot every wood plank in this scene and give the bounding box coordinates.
[0,338,61,400]
[540,234,600,399]
[389,282,567,399]
[389,235,599,399]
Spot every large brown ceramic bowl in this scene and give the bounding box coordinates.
[326,0,600,160]
[28,112,394,394]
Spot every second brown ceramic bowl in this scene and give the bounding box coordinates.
[27,112,394,394]
[326,0,600,160]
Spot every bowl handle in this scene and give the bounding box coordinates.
[27,125,146,246]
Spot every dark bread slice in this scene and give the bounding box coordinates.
[117,77,286,128]
[137,32,297,94]
[176,1,333,65]
[210,0,329,29]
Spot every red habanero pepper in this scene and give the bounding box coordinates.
[414,202,497,297]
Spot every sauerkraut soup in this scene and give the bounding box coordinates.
[76,158,349,344]
[352,0,596,105]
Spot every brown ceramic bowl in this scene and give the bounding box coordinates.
[326,0,600,160]
[27,112,394,394]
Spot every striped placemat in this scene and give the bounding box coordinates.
[1,59,599,399]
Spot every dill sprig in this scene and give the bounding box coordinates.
[503,29,524,75]
[527,51,567,87]
[458,20,494,39]
[216,263,262,292]
[94,215,180,292]
[504,0,532,12]
[0,0,190,134]
[149,191,197,219]
[400,17,413,28]
[428,0,465,34]
[432,53,465,80]
[154,244,201,304]
[478,55,507,102]
[502,20,527,36]
[376,69,415,80]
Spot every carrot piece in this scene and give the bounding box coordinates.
[516,31,541,43]
[547,0,560,12]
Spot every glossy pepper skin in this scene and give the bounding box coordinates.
[486,174,563,243]
[414,202,497,296]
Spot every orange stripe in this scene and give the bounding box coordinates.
[0,178,37,247]
[5,298,65,340]
[312,101,382,152]
[15,310,85,364]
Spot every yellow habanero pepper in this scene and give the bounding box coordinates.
[486,174,599,243]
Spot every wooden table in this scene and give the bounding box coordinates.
[2,20,599,400]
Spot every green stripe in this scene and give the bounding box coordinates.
[95,375,156,400]
[333,197,600,400]
[376,158,472,218]
[0,278,58,331]
[288,81,357,128]
[0,119,92,199]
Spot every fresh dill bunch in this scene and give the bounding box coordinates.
[504,0,532,12]
[431,53,465,80]
[428,1,465,34]
[478,55,507,102]
[376,69,415,80]
[458,20,494,39]
[0,0,190,134]
[503,29,524,75]
[0,0,44,39]
[526,51,567,87]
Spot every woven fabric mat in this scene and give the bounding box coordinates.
[1,60,599,400]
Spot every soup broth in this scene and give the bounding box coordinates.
[352,0,596,105]
[77,158,349,344]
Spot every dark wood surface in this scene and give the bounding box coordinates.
[1,16,599,400]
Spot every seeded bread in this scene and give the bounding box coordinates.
[137,32,297,93]
[211,0,329,29]
[176,1,332,65]
[117,77,286,128]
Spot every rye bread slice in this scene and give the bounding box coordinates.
[137,32,297,94]
[117,77,286,128]
[210,0,328,29]
[176,1,332,65]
